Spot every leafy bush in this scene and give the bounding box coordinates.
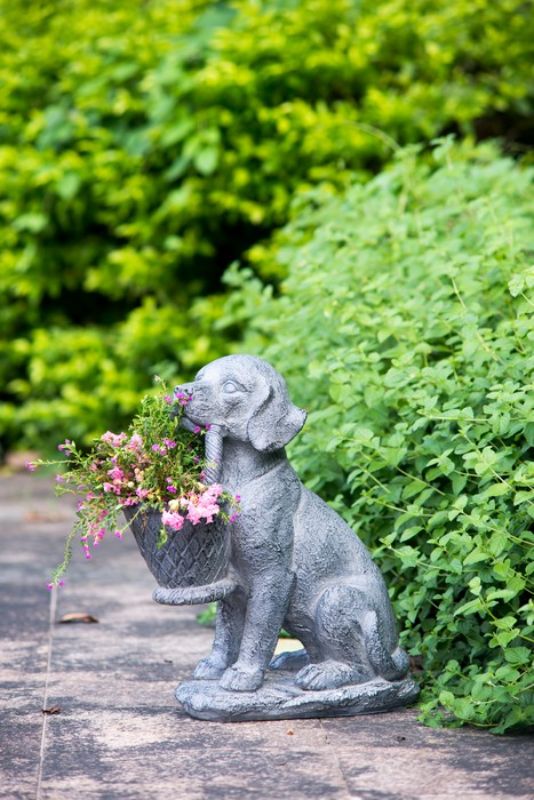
[1,0,532,453]
[224,140,534,732]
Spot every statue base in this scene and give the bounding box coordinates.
[176,671,419,722]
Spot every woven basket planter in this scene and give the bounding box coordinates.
[124,507,237,606]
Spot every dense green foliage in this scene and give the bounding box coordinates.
[1,0,533,453]
[224,141,534,732]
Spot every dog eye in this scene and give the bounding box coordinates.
[223,381,240,394]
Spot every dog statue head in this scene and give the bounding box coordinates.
[177,355,307,453]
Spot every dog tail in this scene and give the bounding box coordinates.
[363,614,410,681]
[389,646,410,679]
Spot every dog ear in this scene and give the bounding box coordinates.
[247,383,307,452]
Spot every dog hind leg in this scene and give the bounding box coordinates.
[295,584,373,691]
[295,585,409,690]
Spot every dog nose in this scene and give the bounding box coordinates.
[174,382,194,398]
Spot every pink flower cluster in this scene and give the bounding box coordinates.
[174,390,191,407]
[128,433,143,452]
[161,509,185,531]
[101,431,127,447]
[32,385,224,590]
[162,483,224,530]
[97,433,153,506]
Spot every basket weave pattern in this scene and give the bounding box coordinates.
[125,508,229,589]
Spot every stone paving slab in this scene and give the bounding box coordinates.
[1,475,532,799]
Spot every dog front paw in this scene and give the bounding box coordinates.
[219,663,264,692]
[193,655,227,680]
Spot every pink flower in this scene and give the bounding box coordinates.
[193,425,201,434]
[107,466,124,481]
[57,439,73,453]
[135,487,150,500]
[163,438,176,449]
[162,510,185,531]
[120,497,139,507]
[25,461,37,472]
[180,486,221,526]
[101,431,127,447]
[47,578,65,589]
[174,390,191,406]
[167,485,177,494]
[114,530,124,539]
[164,395,173,404]
[186,505,203,525]
[229,513,239,523]
[128,433,143,451]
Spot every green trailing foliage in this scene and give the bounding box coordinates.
[1,0,533,453]
[222,140,534,732]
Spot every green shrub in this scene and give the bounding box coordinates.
[223,140,534,732]
[1,0,532,453]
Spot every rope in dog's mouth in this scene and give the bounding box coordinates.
[204,424,223,485]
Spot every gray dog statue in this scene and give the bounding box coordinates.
[174,354,419,721]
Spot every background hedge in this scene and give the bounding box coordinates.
[1,0,532,453]
[223,140,534,732]
[1,1,532,732]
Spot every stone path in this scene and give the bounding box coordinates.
[1,475,532,799]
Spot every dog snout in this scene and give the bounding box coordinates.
[174,381,194,398]
[174,380,214,424]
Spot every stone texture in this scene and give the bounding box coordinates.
[1,475,533,800]
[173,356,413,708]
